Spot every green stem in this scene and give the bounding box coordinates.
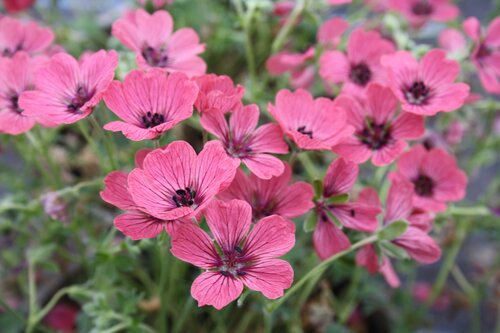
[267,235,378,312]
[25,259,37,333]
[172,298,194,333]
[153,139,161,149]
[297,153,318,180]
[444,206,491,217]
[31,287,72,327]
[25,131,61,188]
[234,0,257,83]
[271,0,308,53]
[157,232,170,333]
[338,267,362,324]
[425,219,468,306]
[89,115,118,170]
[263,308,273,333]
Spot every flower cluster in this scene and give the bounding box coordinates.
[3,0,489,316]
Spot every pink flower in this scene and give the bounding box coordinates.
[171,199,295,309]
[319,28,395,98]
[3,0,35,13]
[438,28,467,54]
[381,49,469,116]
[103,70,198,141]
[317,17,349,49]
[463,17,500,94]
[19,50,118,125]
[313,158,381,260]
[112,9,206,77]
[327,0,351,4]
[201,104,288,179]
[218,164,314,221]
[356,180,442,286]
[332,83,425,166]
[101,148,183,239]
[43,303,79,333]
[272,1,295,17]
[0,52,50,135]
[0,17,54,57]
[127,141,238,222]
[444,120,465,145]
[137,0,173,9]
[193,74,244,113]
[269,89,353,150]
[389,144,467,212]
[413,282,451,310]
[266,48,316,89]
[387,0,459,28]
[356,244,401,287]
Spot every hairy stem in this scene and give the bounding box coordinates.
[267,235,377,312]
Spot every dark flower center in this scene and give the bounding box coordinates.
[349,63,372,86]
[358,118,392,150]
[411,0,433,16]
[476,43,491,60]
[226,140,252,158]
[252,195,277,221]
[142,111,165,128]
[413,174,434,197]
[172,187,196,208]
[297,125,313,138]
[142,46,169,68]
[67,87,92,113]
[10,95,22,113]
[2,45,20,57]
[405,81,430,105]
[219,245,248,277]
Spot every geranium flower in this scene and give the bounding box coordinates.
[193,74,244,114]
[218,164,314,221]
[101,149,180,239]
[327,0,351,4]
[332,83,425,166]
[438,28,467,55]
[43,303,79,333]
[356,180,442,287]
[103,69,198,141]
[387,0,459,28]
[266,47,316,89]
[0,17,54,57]
[19,50,118,125]
[381,49,469,116]
[389,144,467,212]
[269,89,353,150]
[319,28,395,98]
[127,140,238,222]
[112,9,206,77]
[4,0,35,13]
[463,17,500,94]
[313,158,381,260]
[201,104,288,179]
[0,52,52,135]
[317,17,349,49]
[171,199,295,309]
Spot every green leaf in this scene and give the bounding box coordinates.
[380,241,408,260]
[377,220,408,241]
[303,211,318,233]
[327,193,349,204]
[313,179,323,199]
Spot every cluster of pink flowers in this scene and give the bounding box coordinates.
[1,0,482,311]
